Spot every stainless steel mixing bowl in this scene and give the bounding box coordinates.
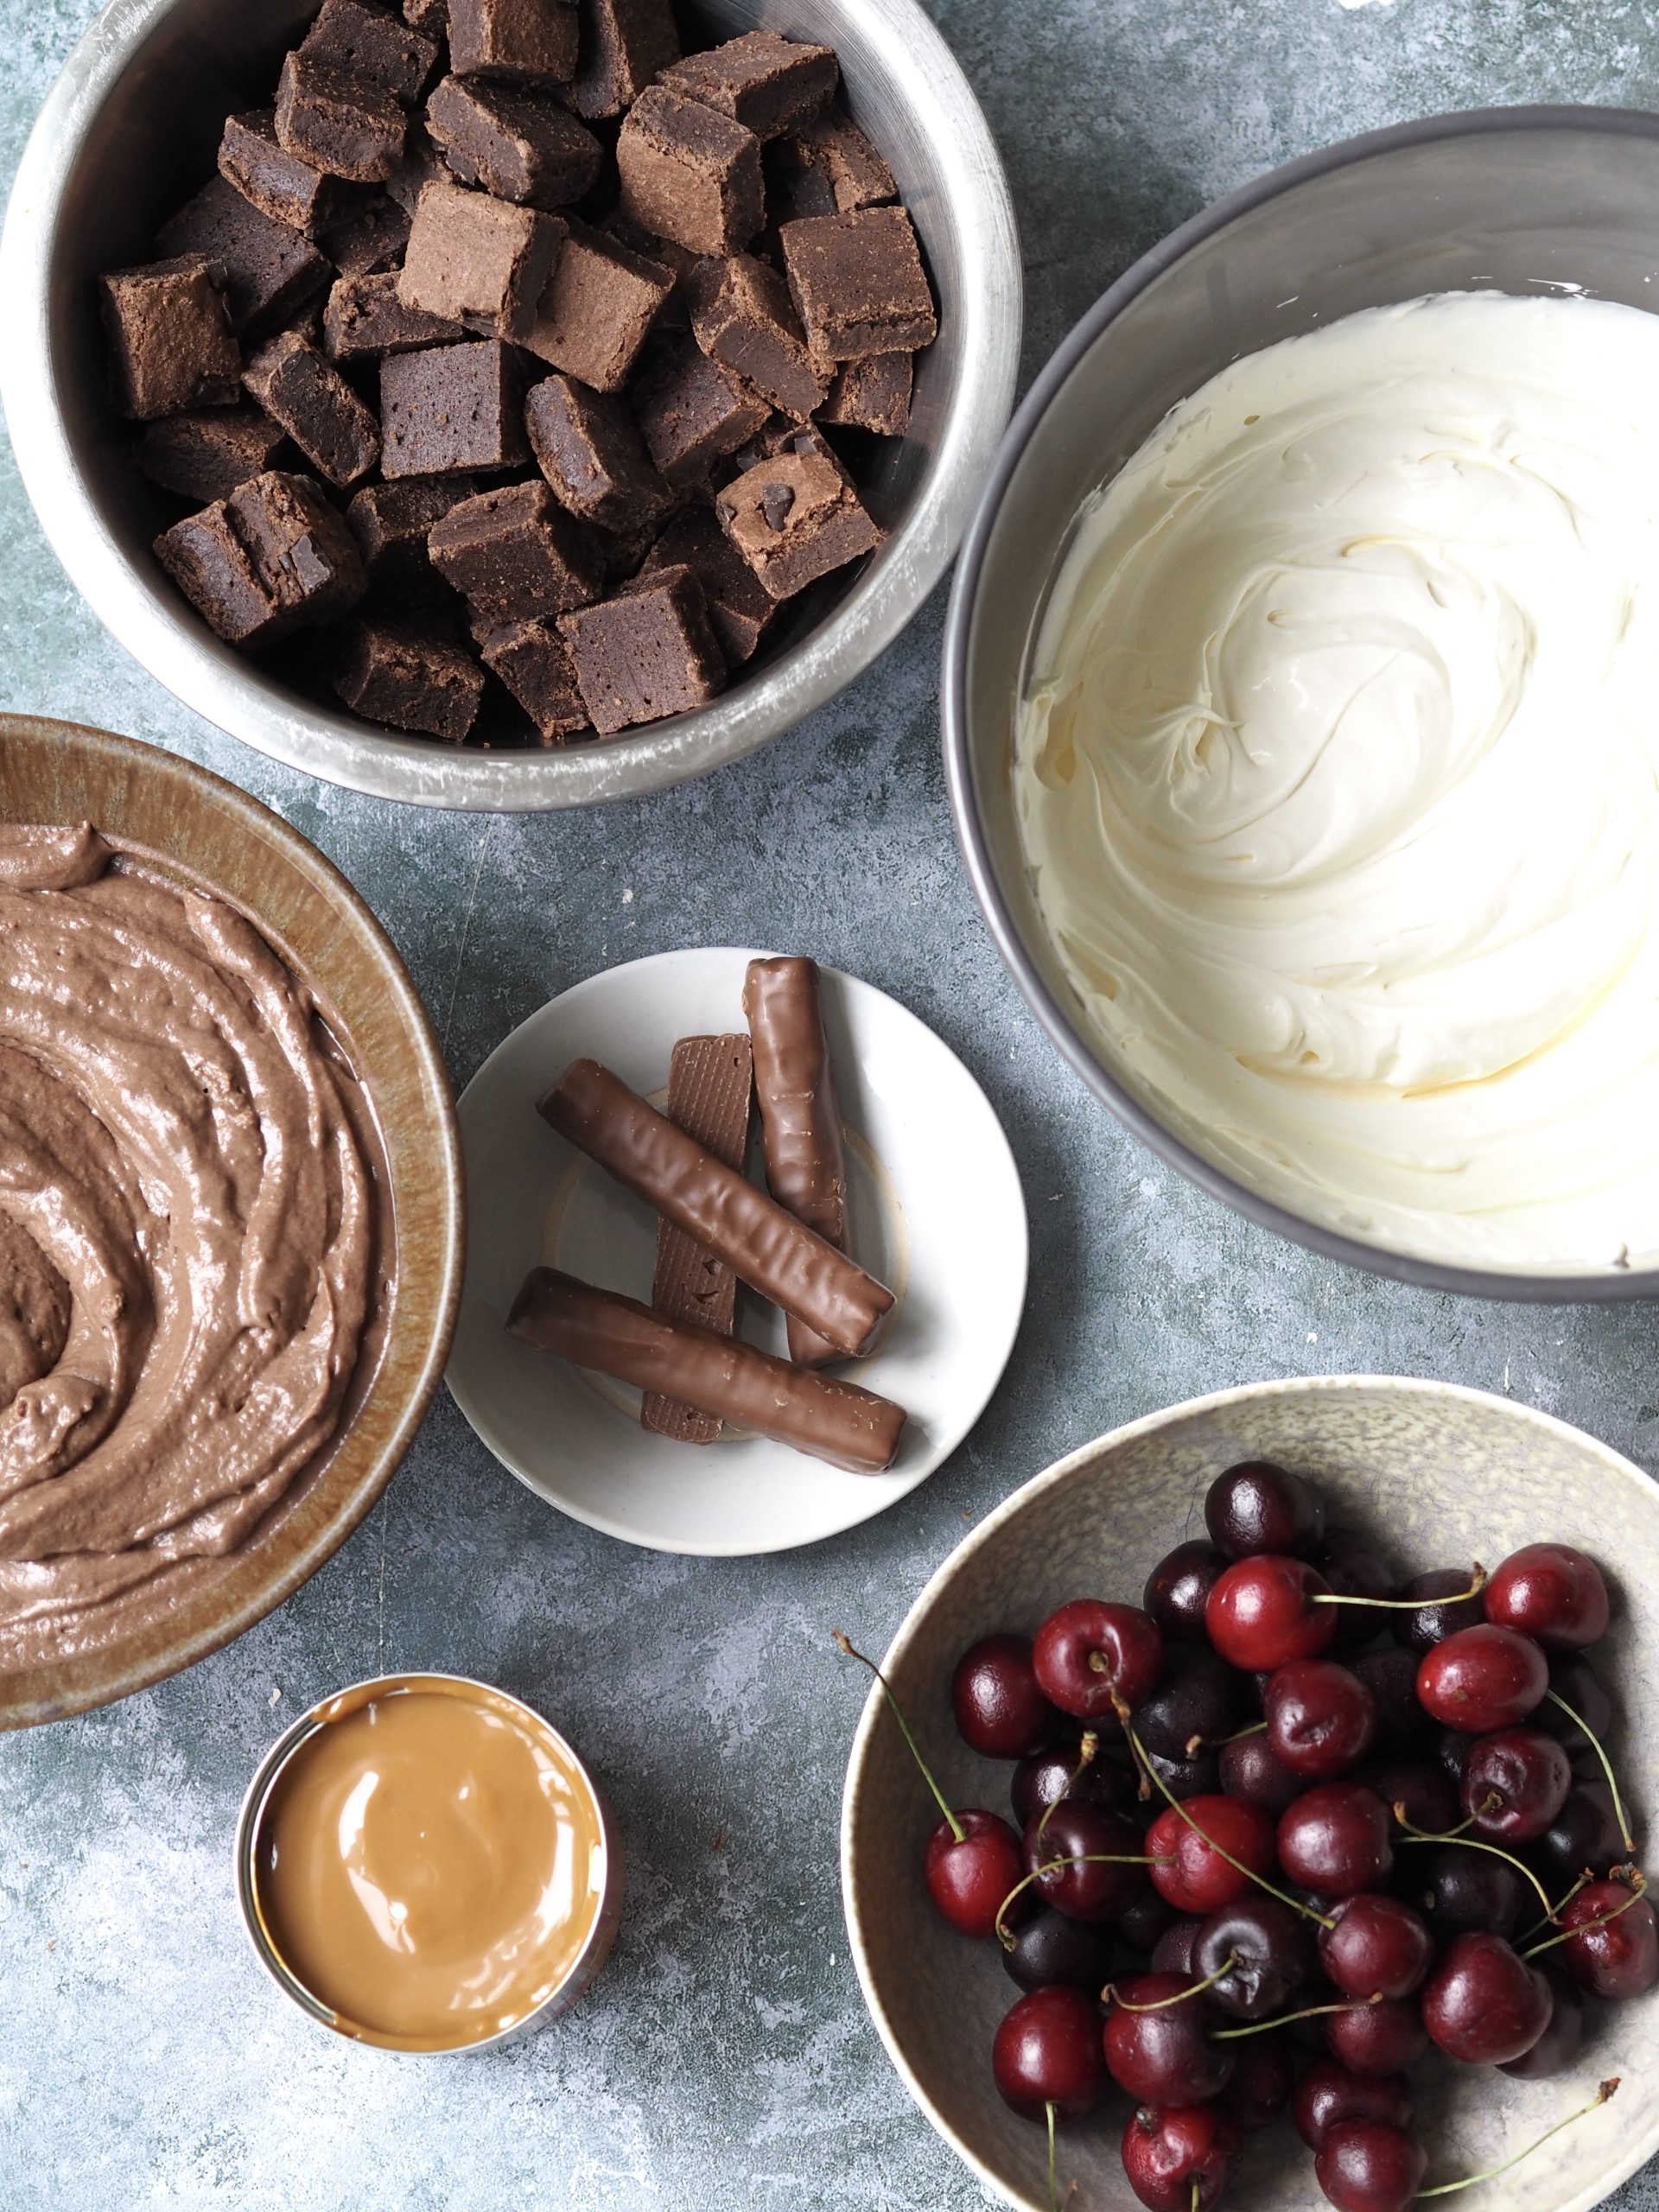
[944,105,1659,1301]
[0,0,1020,809]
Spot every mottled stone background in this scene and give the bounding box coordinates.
[3,2,1659,2205]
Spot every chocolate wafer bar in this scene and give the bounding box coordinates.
[744,957,849,1367]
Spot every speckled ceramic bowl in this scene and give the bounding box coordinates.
[842,1376,1659,2212]
[0,713,463,1727]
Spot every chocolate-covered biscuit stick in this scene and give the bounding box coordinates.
[508,1269,906,1473]
[538,1058,893,1357]
[643,1033,753,1444]
[743,955,848,1368]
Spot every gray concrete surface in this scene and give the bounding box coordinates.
[3,1,1658,2205]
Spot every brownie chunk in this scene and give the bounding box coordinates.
[243,329,381,485]
[299,0,440,103]
[558,564,725,733]
[480,616,589,738]
[155,505,281,643]
[228,469,368,624]
[429,479,603,617]
[334,620,485,738]
[640,502,772,665]
[715,449,880,598]
[158,177,332,336]
[384,122,449,214]
[617,84,762,259]
[219,110,362,236]
[100,257,241,420]
[688,253,827,422]
[448,0,578,86]
[275,51,408,183]
[380,338,531,474]
[779,205,936,360]
[566,0,678,119]
[425,74,601,209]
[320,191,411,274]
[324,270,461,359]
[730,413,842,475]
[519,218,671,391]
[773,106,896,218]
[136,404,289,502]
[404,0,448,32]
[346,474,476,577]
[661,32,836,143]
[525,372,669,531]
[399,180,564,341]
[632,336,768,485]
[819,349,912,436]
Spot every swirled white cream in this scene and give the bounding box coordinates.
[1015,291,1659,1272]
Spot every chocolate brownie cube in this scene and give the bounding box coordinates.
[773,106,896,218]
[617,84,763,259]
[425,74,601,209]
[380,339,531,474]
[100,257,242,420]
[688,253,827,422]
[243,329,381,485]
[219,110,362,237]
[346,474,477,577]
[275,51,408,184]
[730,414,842,476]
[154,503,281,643]
[448,0,579,86]
[300,0,440,103]
[557,563,725,733]
[779,205,937,360]
[525,371,669,531]
[566,0,678,119]
[320,191,412,274]
[632,335,769,485]
[818,348,912,436]
[384,121,449,213]
[429,479,603,616]
[479,616,589,738]
[404,0,448,31]
[597,213,705,327]
[136,404,289,502]
[640,502,772,664]
[661,32,836,143]
[715,449,880,599]
[324,270,466,359]
[157,176,333,335]
[227,469,368,625]
[399,180,565,341]
[518,217,671,391]
[334,620,485,738]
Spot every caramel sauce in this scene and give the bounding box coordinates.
[254,1677,607,2050]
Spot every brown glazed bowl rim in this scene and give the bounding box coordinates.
[0,713,463,1727]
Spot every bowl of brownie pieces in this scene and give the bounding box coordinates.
[0,0,1020,809]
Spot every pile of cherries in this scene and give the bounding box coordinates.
[860,1462,1656,2211]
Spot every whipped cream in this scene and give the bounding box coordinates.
[1015,291,1659,1272]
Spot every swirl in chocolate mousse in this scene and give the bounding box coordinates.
[0,823,376,1667]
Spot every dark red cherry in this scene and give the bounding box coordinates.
[1033,1599,1164,1723]
[1292,2058,1414,2151]
[1315,2120,1427,2212]
[1318,1894,1433,1999]
[1144,1541,1230,1645]
[1432,1726,1478,1787]
[1415,1624,1548,1732]
[1557,1878,1659,1999]
[925,1809,1026,1938]
[1535,1782,1628,1885]
[1265,1660,1378,1778]
[1421,1931,1550,2063]
[952,1635,1056,1758]
[1141,1746,1222,1801]
[1025,1802,1148,1923]
[1147,1795,1277,1915]
[1192,1896,1313,2019]
[992,1985,1106,2121]
[1122,2102,1240,2210]
[1390,1568,1486,1654]
[1151,1916,1205,1975]
[1011,1740,1138,1830]
[1208,1555,1338,1671]
[1220,1732,1305,1815]
[1459,1726,1571,1842]
[1117,1888,1179,1955]
[1103,1975,1234,2104]
[1498,1967,1584,2080]
[1277,1784,1394,1897]
[1535,1652,1613,1766]
[1323,1996,1428,2076]
[1217,2031,1294,2133]
[1312,1529,1394,1656]
[1351,1648,1430,1749]
[1415,1845,1525,1940]
[1484,1544,1610,1650]
[1205,1460,1325,1559]
[1357,1758,1458,1838]
[1002,1908,1115,1994]
[1134,1646,1243,1763]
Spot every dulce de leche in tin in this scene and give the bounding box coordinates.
[238,1675,621,2051]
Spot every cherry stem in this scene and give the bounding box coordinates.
[1393,1807,1557,1923]
[1185,1719,1267,1757]
[1309,1563,1485,1609]
[1522,1866,1594,1944]
[1035,1731,1099,1854]
[1128,1723,1335,1929]
[1103,1953,1239,2011]
[1547,1688,1637,1851]
[995,1852,1172,1948]
[833,1631,963,1843]
[1416,2078,1619,2196]
[1190,2184,1200,2212]
[1523,1872,1648,1960]
[1213,1993,1382,2041]
[1046,2101,1058,2212]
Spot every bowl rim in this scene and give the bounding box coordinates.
[941,102,1659,1304]
[0,0,1022,812]
[838,1369,1659,2212]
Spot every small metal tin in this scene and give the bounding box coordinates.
[234,1673,624,2053]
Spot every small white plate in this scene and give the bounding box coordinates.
[446,949,1028,1555]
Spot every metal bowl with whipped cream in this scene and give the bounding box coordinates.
[944,105,1659,1300]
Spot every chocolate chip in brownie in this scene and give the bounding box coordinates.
[661,31,836,143]
[714,448,880,598]
[243,329,381,485]
[321,191,412,276]
[275,51,409,183]
[778,204,937,360]
[346,474,477,578]
[566,0,679,119]
[479,616,590,739]
[447,0,578,87]
[424,74,601,210]
[772,105,896,219]
[518,217,672,391]
[218,110,363,237]
[228,468,368,624]
[525,370,670,532]
[399,179,565,341]
[136,404,289,502]
[728,413,842,476]
[818,348,912,436]
[557,563,725,733]
[632,334,769,485]
[299,0,441,104]
[100,257,242,420]
[324,270,465,359]
[688,252,828,422]
[379,337,532,474]
[640,502,773,665]
[429,478,604,617]
[617,84,763,259]
[334,619,486,738]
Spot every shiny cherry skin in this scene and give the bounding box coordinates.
[1142,1746,1222,1801]
[1313,1529,1395,1656]
[1415,1845,1526,1940]
[1208,1555,1338,1672]
[1390,1568,1486,1654]
[1265,1660,1379,1778]
[1318,1894,1433,1999]
[1220,1732,1305,1815]
[1003,1908,1115,1994]
[1535,1781,1629,1885]
[1192,1896,1313,2020]
[1147,1795,1278,1915]
[1416,1624,1548,1733]
[1351,1648,1431,1750]
[1011,1741,1138,1831]
[1122,2103,1240,2211]
[1535,1652,1614,1765]
[992,1986,1107,2121]
[1421,1931,1551,2064]
[1357,1758,1459,1837]
[1151,1917,1205,1975]
[1459,1726,1571,1842]
[1135,1646,1244,1763]
[1432,1726,1478,1786]
[925,1809,1027,1938]
[1558,1879,1659,1999]
[1485,1543,1610,1651]
[1025,1802,1148,1923]
[1218,2031,1294,2133]
[1033,1599,1164,1724]
[1323,1996,1428,2077]
[952,1635,1056,1758]
[1145,1541,1230,1645]
[1498,1967,1585,2080]
[1277,1784,1394,1897]
[1103,1975,1234,2105]
[1205,1460,1325,1559]
[1292,2059,1414,2152]
[1315,2120,1427,2212]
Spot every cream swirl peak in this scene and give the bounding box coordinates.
[1015,292,1659,1270]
